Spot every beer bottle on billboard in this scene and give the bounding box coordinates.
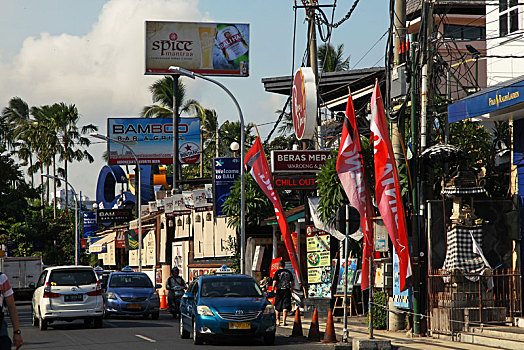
[216,24,248,73]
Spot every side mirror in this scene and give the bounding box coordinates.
[155,284,162,289]
[266,291,275,298]
[182,292,194,299]
[29,282,36,289]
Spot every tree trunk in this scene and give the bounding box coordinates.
[40,164,44,218]
[53,154,57,219]
[46,165,50,206]
[30,155,34,188]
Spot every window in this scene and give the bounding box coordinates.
[37,271,48,288]
[200,278,263,298]
[500,0,520,36]
[443,24,485,40]
[48,269,97,286]
[109,274,153,288]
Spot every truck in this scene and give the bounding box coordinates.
[1,256,43,298]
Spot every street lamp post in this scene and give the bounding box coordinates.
[44,175,79,265]
[91,133,143,272]
[168,66,246,274]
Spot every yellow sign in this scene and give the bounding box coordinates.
[307,267,331,284]
[306,234,330,252]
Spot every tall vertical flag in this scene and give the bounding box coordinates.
[370,79,412,292]
[244,136,302,284]
[336,92,375,291]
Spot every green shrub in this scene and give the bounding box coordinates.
[371,290,388,330]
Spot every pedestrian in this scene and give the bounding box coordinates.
[0,273,23,349]
[166,267,186,318]
[271,259,294,326]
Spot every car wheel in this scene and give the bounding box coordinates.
[142,313,150,320]
[104,312,111,319]
[193,318,203,345]
[152,311,160,320]
[39,316,48,331]
[180,317,190,339]
[94,316,103,328]
[31,307,39,327]
[263,331,275,345]
[84,318,93,327]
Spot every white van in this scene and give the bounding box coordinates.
[32,266,104,330]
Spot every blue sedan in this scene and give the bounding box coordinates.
[179,274,276,345]
[104,271,161,319]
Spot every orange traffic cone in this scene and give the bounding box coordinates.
[308,308,321,341]
[322,309,337,343]
[291,308,304,337]
[160,290,167,310]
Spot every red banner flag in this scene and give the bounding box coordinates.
[336,93,374,291]
[244,136,302,284]
[370,80,412,291]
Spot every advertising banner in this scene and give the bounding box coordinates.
[336,258,358,295]
[393,247,413,309]
[145,21,249,77]
[107,117,200,165]
[193,189,213,212]
[306,226,332,298]
[82,212,98,238]
[214,157,241,216]
[271,150,332,173]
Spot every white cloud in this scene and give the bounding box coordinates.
[0,0,206,198]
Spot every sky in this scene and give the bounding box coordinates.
[0,0,389,200]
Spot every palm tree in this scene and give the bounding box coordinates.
[2,98,33,185]
[318,43,350,73]
[50,103,98,211]
[141,76,203,118]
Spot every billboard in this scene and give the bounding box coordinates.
[107,117,200,165]
[214,157,240,216]
[82,212,98,238]
[145,21,249,77]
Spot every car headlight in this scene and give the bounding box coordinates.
[106,292,117,300]
[150,291,159,300]
[196,305,215,316]
[264,304,275,314]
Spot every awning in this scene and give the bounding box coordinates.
[448,75,524,123]
[89,232,116,253]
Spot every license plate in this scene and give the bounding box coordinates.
[229,322,250,330]
[64,294,83,302]
[127,303,142,309]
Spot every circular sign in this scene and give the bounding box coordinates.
[179,141,200,164]
[292,67,317,140]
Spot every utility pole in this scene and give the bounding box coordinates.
[172,74,180,194]
[414,0,434,336]
[391,0,406,170]
[306,0,321,150]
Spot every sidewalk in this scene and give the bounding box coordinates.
[275,313,497,349]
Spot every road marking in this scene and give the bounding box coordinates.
[135,334,157,343]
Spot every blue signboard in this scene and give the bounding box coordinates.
[107,117,201,165]
[393,247,413,309]
[448,76,524,123]
[214,157,241,217]
[83,212,98,238]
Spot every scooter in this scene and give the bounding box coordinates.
[168,285,185,318]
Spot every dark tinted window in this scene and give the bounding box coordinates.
[109,274,152,288]
[49,269,97,286]
[201,278,262,298]
[443,24,485,41]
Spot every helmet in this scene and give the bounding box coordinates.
[171,267,179,274]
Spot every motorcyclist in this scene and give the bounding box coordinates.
[166,267,186,318]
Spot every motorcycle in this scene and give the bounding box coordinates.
[168,285,185,318]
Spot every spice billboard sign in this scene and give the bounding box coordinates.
[145,21,249,77]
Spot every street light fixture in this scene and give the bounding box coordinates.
[43,174,79,265]
[168,66,247,274]
[91,133,143,272]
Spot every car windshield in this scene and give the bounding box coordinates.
[49,269,97,286]
[201,278,263,298]
[109,274,153,288]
